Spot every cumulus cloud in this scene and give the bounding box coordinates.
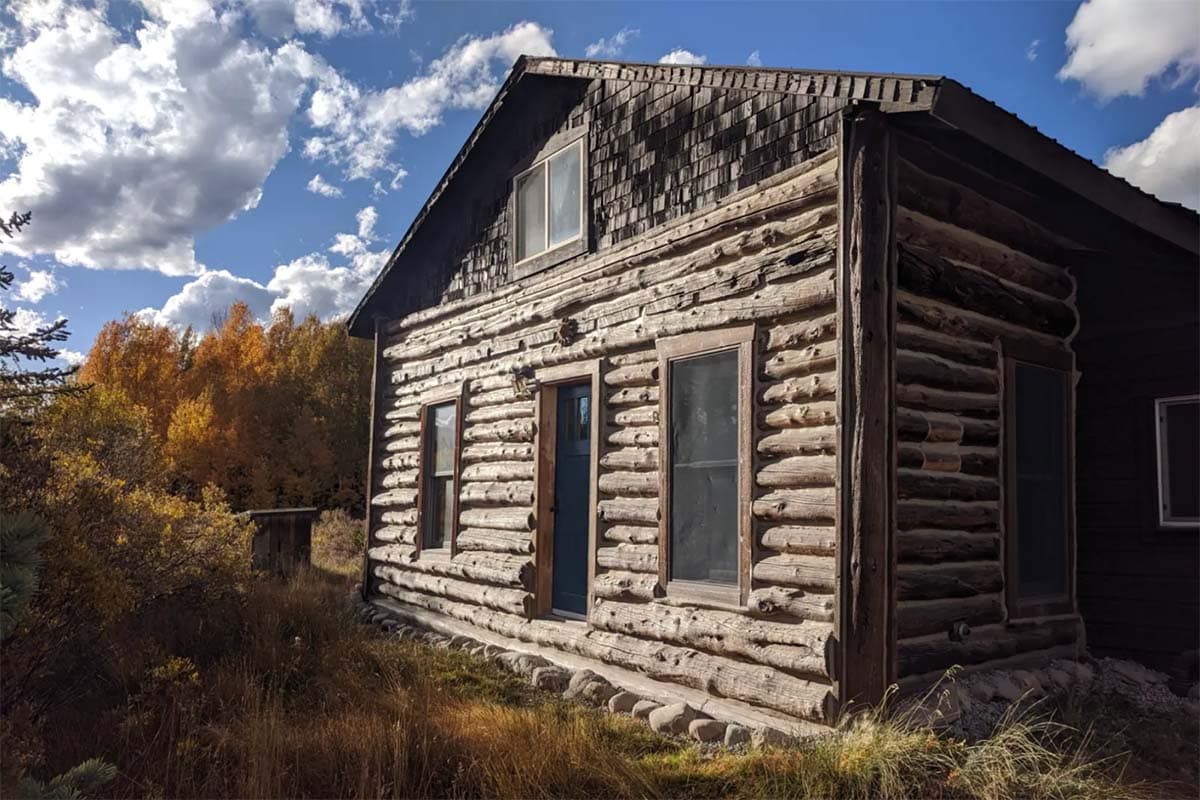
[306,174,344,198]
[1025,39,1040,62]
[0,2,315,275]
[1059,0,1200,100]
[58,348,87,367]
[145,205,390,329]
[14,269,62,303]
[746,50,762,67]
[659,49,707,66]
[584,27,638,59]
[301,21,556,180]
[245,0,411,39]
[1103,105,1200,210]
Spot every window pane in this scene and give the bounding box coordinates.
[1014,363,1069,601]
[427,475,453,549]
[516,165,545,261]
[670,349,739,585]
[1164,400,1199,520]
[431,403,457,474]
[548,143,581,246]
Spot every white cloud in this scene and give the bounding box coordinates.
[0,3,317,275]
[301,21,556,180]
[245,0,409,39]
[145,204,390,328]
[14,269,62,303]
[59,348,86,367]
[306,174,344,198]
[1025,39,1040,62]
[746,50,762,67]
[1103,105,1200,210]
[584,27,638,59]
[1058,0,1200,100]
[659,48,706,66]
[2,304,62,336]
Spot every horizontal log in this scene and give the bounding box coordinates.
[896,499,998,531]
[373,525,416,545]
[759,401,837,430]
[597,471,659,497]
[595,543,658,573]
[604,363,659,387]
[896,593,1005,639]
[465,404,534,424]
[455,527,534,555]
[597,498,659,525]
[896,530,1000,564]
[460,460,534,482]
[761,342,837,380]
[383,405,420,422]
[763,313,837,351]
[375,584,833,720]
[461,442,535,464]
[374,564,533,617]
[383,438,420,454]
[379,452,419,471]
[370,488,417,508]
[897,617,1081,677]
[760,371,837,404]
[380,509,417,526]
[591,598,832,678]
[466,387,527,409]
[753,489,836,524]
[607,426,658,448]
[897,291,1063,353]
[458,508,535,532]
[383,421,421,439]
[611,405,658,427]
[746,586,836,622]
[759,525,836,555]
[897,349,997,394]
[896,408,998,446]
[752,554,836,591]
[897,244,1076,338]
[898,444,998,477]
[603,524,658,545]
[463,419,535,444]
[756,426,837,457]
[895,384,998,415]
[896,561,1004,601]
[895,322,998,369]
[380,469,418,490]
[371,548,532,589]
[897,469,999,502]
[600,448,658,471]
[460,481,536,506]
[592,571,662,601]
[367,543,416,565]
[756,455,836,488]
[609,387,658,406]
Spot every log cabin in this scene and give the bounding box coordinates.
[347,57,1200,729]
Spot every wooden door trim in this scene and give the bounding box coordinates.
[533,360,602,619]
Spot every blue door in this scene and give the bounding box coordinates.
[551,382,591,616]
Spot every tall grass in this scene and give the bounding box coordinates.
[6,562,1173,799]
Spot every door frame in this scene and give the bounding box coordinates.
[533,360,602,619]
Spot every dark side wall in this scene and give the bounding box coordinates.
[389,74,847,317]
[1073,258,1200,675]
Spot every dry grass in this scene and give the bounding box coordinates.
[6,556,1184,800]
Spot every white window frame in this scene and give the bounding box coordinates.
[513,138,585,267]
[1155,394,1200,528]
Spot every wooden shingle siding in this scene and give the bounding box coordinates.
[891,131,1085,689]
[365,152,840,723]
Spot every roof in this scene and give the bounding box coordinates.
[348,57,1198,337]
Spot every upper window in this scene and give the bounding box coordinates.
[1156,395,1199,527]
[420,399,460,551]
[514,138,583,264]
[657,326,754,606]
[1003,345,1074,618]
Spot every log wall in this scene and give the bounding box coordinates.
[891,132,1086,687]
[366,152,841,723]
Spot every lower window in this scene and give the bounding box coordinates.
[420,399,460,551]
[1156,395,1200,527]
[1004,344,1074,618]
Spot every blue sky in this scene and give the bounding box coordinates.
[0,0,1196,363]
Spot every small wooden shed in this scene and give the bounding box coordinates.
[348,58,1199,729]
[248,507,317,575]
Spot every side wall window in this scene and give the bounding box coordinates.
[657,326,754,605]
[511,131,588,279]
[1156,395,1200,527]
[419,395,462,553]
[1003,344,1074,618]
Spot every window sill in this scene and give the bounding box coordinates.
[512,235,587,281]
[659,580,743,612]
[417,547,452,562]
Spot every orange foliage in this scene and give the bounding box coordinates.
[78,302,372,512]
